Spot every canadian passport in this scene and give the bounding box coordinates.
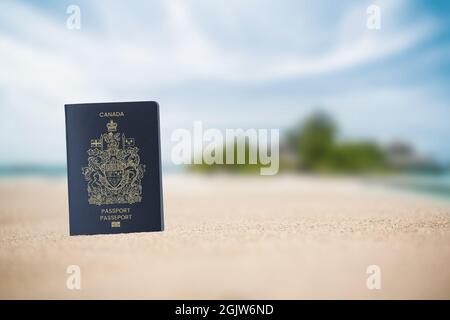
[65,101,164,235]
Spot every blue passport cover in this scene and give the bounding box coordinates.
[65,101,164,235]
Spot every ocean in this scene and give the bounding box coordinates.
[1,165,450,199]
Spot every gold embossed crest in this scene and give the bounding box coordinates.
[82,120,145,205]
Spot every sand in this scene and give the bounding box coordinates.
[0,174,449,299]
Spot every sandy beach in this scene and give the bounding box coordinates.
[0,174,449,299]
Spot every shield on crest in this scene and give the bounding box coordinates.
[104,158,124,188]
[106,169,123,188]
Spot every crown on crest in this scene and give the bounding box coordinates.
[107,119,118,132]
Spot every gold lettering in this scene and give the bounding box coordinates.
[99,214,132,221]
[101,207,131,214]
[99,111,125,118]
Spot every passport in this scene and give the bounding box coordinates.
[65,101,164,235]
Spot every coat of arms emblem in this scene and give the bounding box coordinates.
[82,119,145,205]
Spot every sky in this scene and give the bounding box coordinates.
[0,0,449,166]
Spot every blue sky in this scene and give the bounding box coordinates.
[0,0,449,166]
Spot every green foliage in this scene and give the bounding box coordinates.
[292,111,337,171]
[189,141,267,174]
[289,111,390,174]
[189,110,391,175]
[328,142,389,173]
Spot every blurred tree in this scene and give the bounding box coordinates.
[288,111,389,173]
[330,142,388,173]
[291,111,337,171]
[188,110,392,175]
[189,141,265,174]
